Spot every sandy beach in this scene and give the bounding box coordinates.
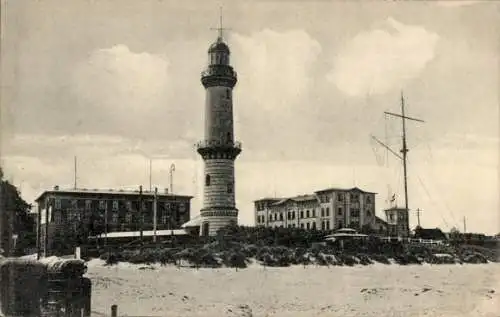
[87,261,500,317]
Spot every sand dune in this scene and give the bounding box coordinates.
[87,260,500,317]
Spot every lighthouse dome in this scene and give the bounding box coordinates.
[208,37,230,54]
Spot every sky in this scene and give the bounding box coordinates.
[1,0,498,234]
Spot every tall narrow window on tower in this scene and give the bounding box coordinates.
[227,182,233,194]
[205,174,211,186]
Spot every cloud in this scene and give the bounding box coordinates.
[72,44,171,113]
[230,29,322,156]
[328,18,439,97]
[232,29,321,112]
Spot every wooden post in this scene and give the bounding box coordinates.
[111,304,118,317]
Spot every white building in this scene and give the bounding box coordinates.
[254,187,377,232]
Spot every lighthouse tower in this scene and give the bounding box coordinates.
[196,22,241,236]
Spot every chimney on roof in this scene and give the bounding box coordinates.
[164,188,169,194]
[54,185,59,190]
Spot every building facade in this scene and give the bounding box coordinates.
[35,186,192,256]
[195,30,241,236]
[255,187,377,232]
[384,207,410,237]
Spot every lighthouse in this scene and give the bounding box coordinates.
[196,21,241,236]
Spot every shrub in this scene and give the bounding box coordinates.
[371,254,390,265]
[462,253,488,264]
[357,254,373,266]
[157,249,176,266]
[314,254,329,266]
[223,251,247,269]
[428,254,456,264]
[194,248,221,268]
[338,254,356,266]
[100,252,120,266]
[394,252,422,265]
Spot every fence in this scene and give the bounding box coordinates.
[379,237,446,245]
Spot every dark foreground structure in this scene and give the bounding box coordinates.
[0,257,91,317]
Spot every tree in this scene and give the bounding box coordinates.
[0,168,36,255]
[449,227,462,243]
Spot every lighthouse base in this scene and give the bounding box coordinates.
[199,209,238,236]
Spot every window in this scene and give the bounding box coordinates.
[54,211,61,224]
[326,221,330,230]
[162,213,168,224]
[351,193,359,202]
[85,200,92,209]
[321,208,324,217]
[227,182,233,194]
[300,223,304,228]
[351,209,360,217]
[55,199,61,209]
[71,199,77,209]
[300,211,304,219]
[99,200,105,209]
[112,200,119,211]
[125,213,132,223]
[312,210,316,217]
[337,208,342,216]
[112,212,118,224]
[306,223,310,230]
[227,132,232,143]
[279,213,283,221]
[366,196,372,203]
[205,174,211,186]
[321,221,325,230]
[326,207,330,217]
[337,193,344,202]
[312,222,316,230]
[226,89,231,99]
[306,210,310,218]
[126,201,132,210]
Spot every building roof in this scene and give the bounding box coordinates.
[35,187,193,202]
[290,194,317,202]
[181,215,203,228]
[375,216,388,224]
[314,186,377,194]
[255,187,377,207]
[270,195,317,206]
[89,229,188,239]
[254,198,284,203]
[414,228,447,241]
[384,207,408,212]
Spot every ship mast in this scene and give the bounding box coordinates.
[371,92,424,234]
